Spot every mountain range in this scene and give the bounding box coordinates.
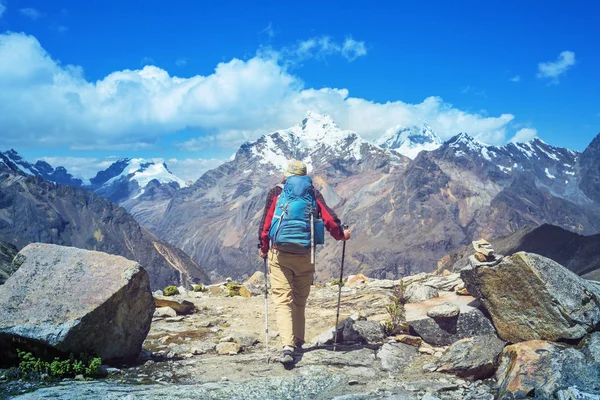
[0,152,209,290]
[2,112,599,282]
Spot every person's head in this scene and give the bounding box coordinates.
[283,159,307,179]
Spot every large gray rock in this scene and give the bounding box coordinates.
[495,334,600,399]
[404,283,439,303]
[0,240,19,285]
[301,348,376,367]
[0,243,154,364]
[437,335,505,380]
[407,297,496,346]
[342,320,385,344]
[154,296,195,315]
[376,342,418,372]
[461,252,600,343]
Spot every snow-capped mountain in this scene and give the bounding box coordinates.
[0,149,85,187]
[91,158,188,204]
[377,124,443,159]
[236,111,405,177]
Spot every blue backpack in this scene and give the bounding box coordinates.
[269,175,325,254]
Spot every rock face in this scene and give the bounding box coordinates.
[495,334,600,399]
[0,243,155,364]
[0,240,18,284]
[404,283,439,303]
[376,342,418,373]
[461,252,600,343]
[437,335,506,380]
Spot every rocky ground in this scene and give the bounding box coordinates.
[0,276,498,400]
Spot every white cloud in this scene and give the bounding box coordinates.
[140,56,154,66]
[537,51,576,83]
[19,7,42,20]
[0,2,6,18]
[341,37,367,61]
[0,32,519,153]
[509,128,537,143]
[510,75,520,82]
[175,58,187,67]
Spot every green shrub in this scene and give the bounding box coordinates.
[193,284,206,292]
[15,349,102,381]
[383,282,408,336]
[163,285,179,296]
[226,283,241,297]
[330,279,344,287]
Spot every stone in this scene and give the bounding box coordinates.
[377,342,418,373]
[176,286,188,295]
[154,307,177,318]
[343,320,385,344]
[406,293,495,347]
[394,334,422,347]
[220,336,235,343]
[472,239,494,256]
[232,333,258,348]
[456,287,469,296]
[346,274,369,286]
[216,342,241,355]
[154,296,195,315]
[208,285,226,296]
[366,279,398,290]
[437,336,505,380]
[242,271,268,295]
[426,303,460,319]
[0,243,154,364]
[302,348,376,367]
[153,290,163,297]
[422,363,438,372]
[164,316,185,323]
[495,337,600,399]
[310,316,355,346]
[404,283,439,303]
[461,252,600,343]
[468,254,503,268]
[238,286,252,298]
[474,252,488,262]
[191,342,216,355]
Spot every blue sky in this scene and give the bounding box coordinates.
[0,0,598,180]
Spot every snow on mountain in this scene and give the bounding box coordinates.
[102,159,187,189]
[377,124,443,159]
[2,149,41,176]
[245,111,402,172]
[0,149,86,186]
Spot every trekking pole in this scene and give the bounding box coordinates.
[333,224,349,352]
[263,257,269,362]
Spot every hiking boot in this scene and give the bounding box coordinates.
[279,346,295,364]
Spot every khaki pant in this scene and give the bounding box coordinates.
[268,249,314,348]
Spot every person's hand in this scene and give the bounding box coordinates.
[343,229,351,241]
[259,250,268,259]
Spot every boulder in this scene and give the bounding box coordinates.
[0,243,154,364]
[216,342,241,355]
[427,303,460,319]
[310,316,356,347]
[232,333,258,348]
[394,334,422,347]
[437,336,505,380]
[346,274,369,287]
[377,342,418,373]
[342,320,385,344]
[495,336,600,399]
[404,283,439,303]
[154,307,177,318]
[461,252,600,343]
[154,296,195,315]
[406,292,496,346]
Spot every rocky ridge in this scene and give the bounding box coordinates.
[3,246,599,399]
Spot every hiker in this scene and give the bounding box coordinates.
[258,160,351,364]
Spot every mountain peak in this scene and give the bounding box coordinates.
[377,123,442,159]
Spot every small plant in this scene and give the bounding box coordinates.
[226,283,241,297]
[163,285,179,296]
[14,349,102,381]
[383,281,408,336]
[193,284,206,292]
[330,279,344,287]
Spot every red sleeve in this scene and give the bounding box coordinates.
[316,190,345,241]
[258,187,281,253]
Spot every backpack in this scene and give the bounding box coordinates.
[269,175,324,254]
